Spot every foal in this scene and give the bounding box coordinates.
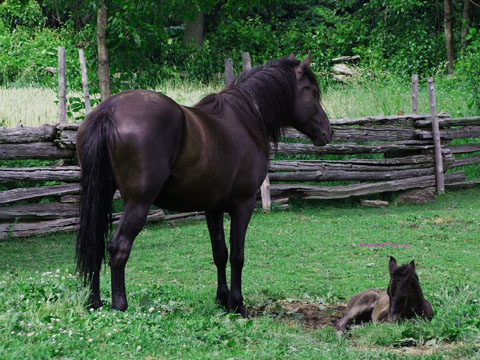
[334,257,433,331]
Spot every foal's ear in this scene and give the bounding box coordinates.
[388,256,398,276]
[407,259,416,274]
[299,50,312,69]
[288,52,297,60]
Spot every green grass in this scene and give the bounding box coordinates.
[1,188,479,359]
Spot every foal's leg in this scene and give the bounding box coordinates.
[228,197,256,318]
[107,202,150,311]
[206,210,229,308]
[334,290,379,331]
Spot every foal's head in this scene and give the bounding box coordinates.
[289,51,332,146]
[387,256,430,322]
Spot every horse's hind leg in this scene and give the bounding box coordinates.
[107,201,150,311]
[227,197,256,318]
[206,210,229,308]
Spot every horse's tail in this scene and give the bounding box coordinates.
[76,106,117,284]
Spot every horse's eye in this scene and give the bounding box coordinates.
[313,89,319,97]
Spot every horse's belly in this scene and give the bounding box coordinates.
[154,173,261,212]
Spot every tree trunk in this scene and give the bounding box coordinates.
[183,11,204,47]
[444,0,454,74]
[461,0,473,51]
[97,0,111,101]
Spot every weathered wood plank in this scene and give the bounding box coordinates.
[417,126,480,140]
[269,172,465,200]
[446,143,480,154]
[283,126,419,142]
[0,125,57,144]
[269,154,457,172]
[330,113,448,126]
[268,167,436,182]
[273,140,435,156]
[0,202,78,220]
[415,116,480,128]
[0,183,80,204]
[448,155,480,169]
[445,179,480,189]
[56,129,78,149]
[0,142,74,160]
[0,208,165,239]
[0,166,80,182]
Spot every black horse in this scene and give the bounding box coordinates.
[334,257,433,330]
[75,52,332,317]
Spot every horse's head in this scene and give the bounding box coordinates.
[386,256,424,321]
[290,51,332,146]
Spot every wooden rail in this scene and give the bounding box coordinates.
[0,112,479,239]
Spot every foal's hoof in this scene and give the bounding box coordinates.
[333,319,346,331]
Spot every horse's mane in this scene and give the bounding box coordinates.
[195,58,319,154]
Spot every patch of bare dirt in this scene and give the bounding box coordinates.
[250,299,347,330]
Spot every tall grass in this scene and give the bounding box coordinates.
[0,76,477,128]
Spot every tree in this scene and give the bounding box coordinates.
[461,0,473,51]
[97,0,111,100]
[184,11,204,47]
[444,0,454,74]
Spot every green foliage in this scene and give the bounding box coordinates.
[456,27,480,112]
[0,0,479,92]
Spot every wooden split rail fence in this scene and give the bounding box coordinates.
[1,113,480,239]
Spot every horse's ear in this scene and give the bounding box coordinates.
[299,50,312,69]
[407,259,416,274]
[388,256,397,276]
[288,52,297,60]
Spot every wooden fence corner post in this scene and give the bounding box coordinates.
[427,77,445,194]
[260,175,271,212]
[411,74,419,115]
[241,52,251,72]
[224,58,235,86]
[58,46,67,123]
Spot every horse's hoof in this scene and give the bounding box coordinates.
[88,297,103,310]
[216,292,230,309]
[112,298,128,311]
[229,302,248,318]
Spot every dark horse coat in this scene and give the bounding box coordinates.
[75,53,332,316]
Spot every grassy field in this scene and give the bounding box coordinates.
[1,188,479,359]
[1,75,477,127]
[0,77,479,359]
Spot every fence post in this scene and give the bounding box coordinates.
[241,52,251,72]
[78,48,92,115]
[58,46,67,123]
[411,74,419,115]
[224,58,235,86]
[427,77,445,194]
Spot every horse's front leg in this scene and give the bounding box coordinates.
[228,197,256,318]
[206,210,229,308]
[107,202,149,311]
